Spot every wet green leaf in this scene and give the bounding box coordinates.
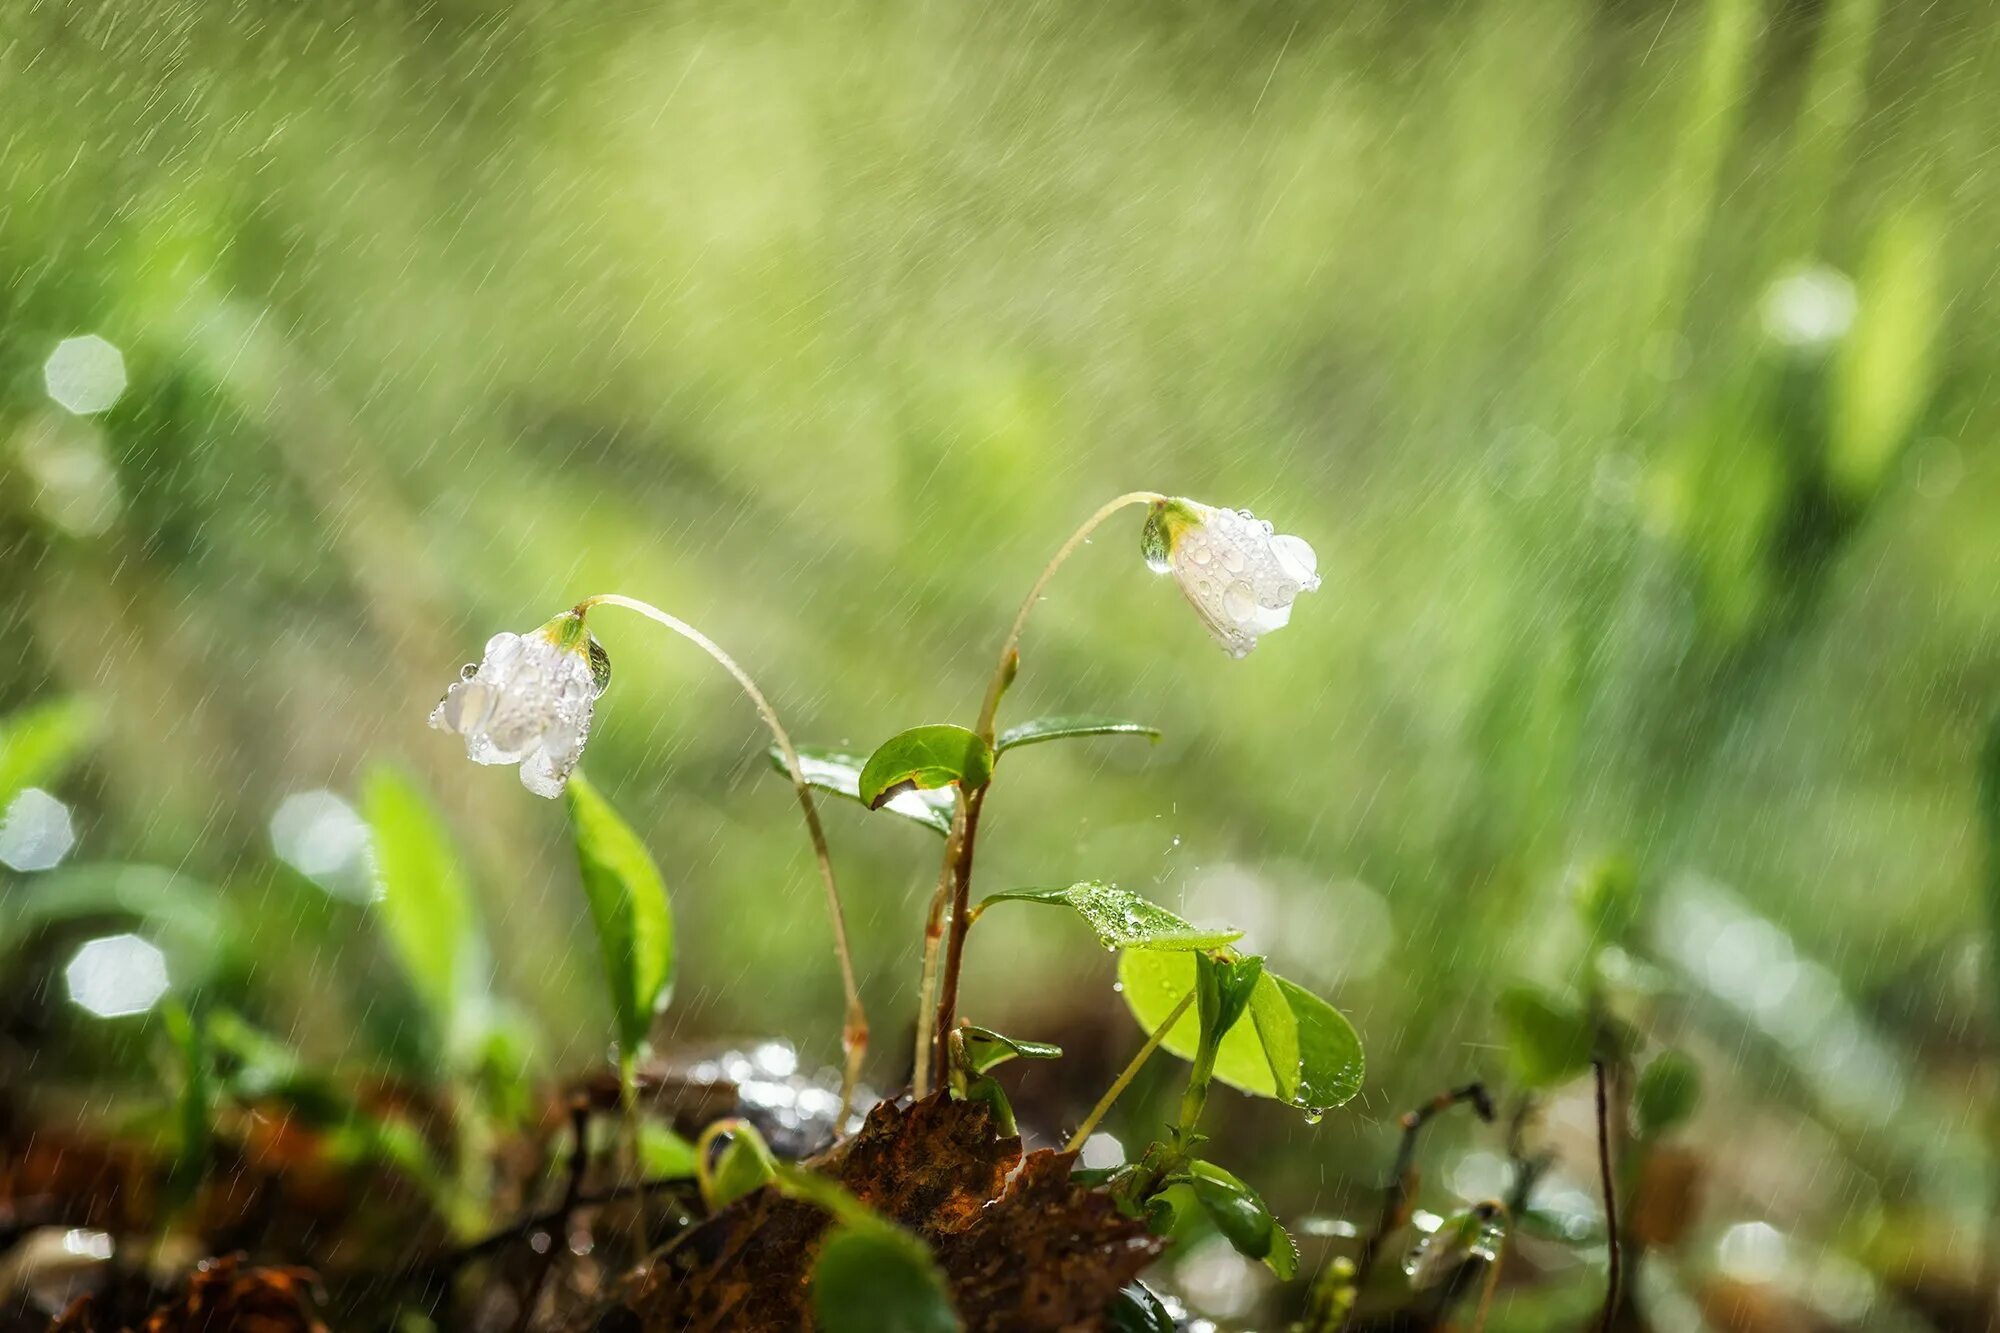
[0,695,100,808]
[958,1024,1062,1074]
[974,882,1240,951]
[1105,1282,1177,1333]
[1634,1049,1702,1138]
[811,1223,960,1333]
[1118,950,1364,1115]
[767,745,953,836]
[565,772,675,1056]
[1575,857,1639,948]
[708,1124,778,1210]
[1187,1160,1295,1278]
[994,715,1161,754]
[641,1121,699,1179]
[364,766,485,1048]
[1496,984,1594,1088]
[857,725,993,809]
[1830,206,1943,497]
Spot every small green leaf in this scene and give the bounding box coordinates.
[364,766,485,1049]
[1575,857,1639,948]
[0,696,100,809]
[959,1073,1018,1136]
[1105,1282,1177,1333]
[1496,985,1595,1088]
[857,725,994,809]
[161,1001,212,1211]
[708,1126,778,1210]
[994,715,1161,754]
[566,773,676,1058]
[958,1025,1062,1075]
[1187,1161,1295,1279]
[1197,952,1265,1051]
[812,1223,961,1333]
[1634,1049,1702,1139]
[1118,951,1364,1115]
[768,746,954,836]
[640,1122,700,1178]
[973,882,1241,951]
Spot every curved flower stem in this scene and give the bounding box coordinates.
[972,491,1169,742]
[927,492,1168,1079]
[1063,987,1195,1153]
[1592,1058,1622,1333]
[577,593,868,1128]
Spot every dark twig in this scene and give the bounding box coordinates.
[510,1096,591,1333]
[447,1175,699,1270]
[1340,1081,1495,1331]
[1592,1059,1621,1333]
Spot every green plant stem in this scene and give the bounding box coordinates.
[1064,988,1195,1153]
[927,491,1167,1082]
[578,593,868,1129]
[619,1050,643,1269]
[910,795,966,1099]
[1593,1058,1621,1333]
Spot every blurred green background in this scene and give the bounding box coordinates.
[3,0,1997,1325]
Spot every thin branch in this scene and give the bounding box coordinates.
[1593,1058,1622,1333]
[1340,1081,1495,1332]
[577,593,868,1126]
[448,1176,699,1270]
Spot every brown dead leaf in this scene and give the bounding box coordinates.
[48,1254,325,1333]
[598,1093,1160,1332]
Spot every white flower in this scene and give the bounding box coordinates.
[1141,499,1320,658]
[429,612,611,798]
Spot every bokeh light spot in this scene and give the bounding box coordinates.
[63,933,170,1018]
[0,788,76,871]
[42,336,127,415]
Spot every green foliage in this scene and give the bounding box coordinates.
[956,1024,1061,1075]
[1981,712,2000,1026]
[565,772,676,1057]
[1118,950,1364,1115]
[363,765,484,1052]
[640,1121,700,1179]
[768,745,953,835]
[160,1001,212,1211]
[0,863,233,989]
[993,715,1160,754]
[1829,205,1943,497]
[811,1223,960,1333]
[1104,1283,1176,1333]
[1496,985,1595,1088]
[972,882,1240,951]
[1575,857,1640,949]
[0,696,100,809]
[1635,1048,1703,1138]
[1187,1160,1296,1279]
[704,1124,778,1211]
[858,725,994,809]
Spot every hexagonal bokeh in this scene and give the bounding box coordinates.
[0,787,76,872]
[63,933,170,1018]
[42,335,127,415]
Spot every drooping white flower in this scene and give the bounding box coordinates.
[1141,499,1320,658]
[429,611,611,797]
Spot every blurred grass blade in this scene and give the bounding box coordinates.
[994,715,1160,755]
[0,696,100,808]
[363,765,484,1052]
[566,771,675,1057]
[1830,205,1943,498]
[768,745,953,836]
[1982,712,2000,1025]
[973,882,1239,951]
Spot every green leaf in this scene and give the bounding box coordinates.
[958,1074,1018,1136]
[1981,712,2000,1029]
[1575,857,1639,948]
[994,715,1161,754]
[1105,1283,1177,1333]
[768,745,954,836]
[0,863,232,986]
[565,772,675,1057]
[1118,950,1364,1115]
[0,695,100,809]
[363,766,485,1048]
[161,1001,212,1210]
[958,1025,1062,1075]
[1496,985,1594,1088]
[1830,206,1943,498]
[1187,1160,1294,1279]
[812,1224,961,1333]
[640,1122,700,1178]
[973,882,1241,952]
[857,725,994,809]
[1634,1049,1702,1139]
[708,1126,778,1210]
[1197,952,1265,1051]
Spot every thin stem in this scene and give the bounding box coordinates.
[618,1051,644,1270]
[972,491,1166,743]
[1593,1058,1622,1333]
[1339,1082,1496,1331]
[911,797,966,1099]
[577,594,868,1128]
[1468,1201,1511,1333]
[924,492,1165,1083]
[1064,988,1196,1153]
[510,1096,590,1333]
